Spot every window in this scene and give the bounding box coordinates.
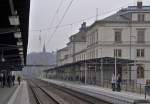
[92,35,95,44]
[93,50,95,58]
[96,30,98,42]
[96,49,98,57]
[88,30,98,46]
[64,55,68,59]
[137,29,145,43]
[114,30,122,43]
[90,35,92,45]
[138,14,145,22]
[136,49,144,57]
[137,65,144,79]
[114,49,122,57]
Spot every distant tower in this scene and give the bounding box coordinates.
[43,42,46,53]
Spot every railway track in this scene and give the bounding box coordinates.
[28,80,60,104]
[28,79,111,104]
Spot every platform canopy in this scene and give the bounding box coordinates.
[44,57,134,72]
[0,0,30,71]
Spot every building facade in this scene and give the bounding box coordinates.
[57,22,87,66]
[55,1,150,85]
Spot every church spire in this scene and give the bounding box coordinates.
[43,42,46,53]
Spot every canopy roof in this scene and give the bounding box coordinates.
[0,0,30,71]
[44,57,134,72]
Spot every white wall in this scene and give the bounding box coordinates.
[86,22,150,82]
[75,42,86,53]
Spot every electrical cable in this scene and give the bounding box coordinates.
[46,0,75,46]
[30,2,131,32]
[48,0,66,31]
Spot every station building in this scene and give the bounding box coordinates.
[45,1,150,89]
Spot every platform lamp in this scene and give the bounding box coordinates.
[17,40,23,46]
[18,47,23,51]
[1,50,5,62]
[19,52,24,66]
[14,32,22,39]
[9,15,20,26]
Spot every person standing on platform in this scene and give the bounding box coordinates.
[7,75,11,88]
[12,75,15,86]
[116,73,122,92]
[0,74,2,87]
[2,74,6,88]
[17,76,21,85]
[111,73,116,91]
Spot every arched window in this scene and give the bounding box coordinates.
[137,65,144,79]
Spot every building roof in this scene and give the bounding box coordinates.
[123,6,150,11]
[0,0,30,71]
[87,3,150,30]
[102,5,150,22]
[101,12,129,22]
[69,31,87,42]
[57,47,68,52]
[68,22,87,43]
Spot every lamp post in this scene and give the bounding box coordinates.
[115,50,117,84]
[84,62,87,85]
[99,48,103,86]
[114,47,117,88]
[128,16,132,84]
[130,35,137,80]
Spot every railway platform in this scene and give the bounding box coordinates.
[41,78,150,104]
[3,79,150,104]
[0,84,18,104]
[7,81,30,104]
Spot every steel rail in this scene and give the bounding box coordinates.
[47,82,111,104]
[37,79,111,104]
[28,81,42,104]
[28,80,60,104]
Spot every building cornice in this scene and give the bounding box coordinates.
[87,41,150,49]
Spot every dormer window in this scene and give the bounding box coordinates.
[138,14,145,22]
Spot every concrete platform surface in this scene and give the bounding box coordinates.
[7,81,30,104]
[41,79,150,104]
[0,84,18,104]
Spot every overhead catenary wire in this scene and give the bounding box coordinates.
[38,0,66,50]
[30,2,131,33]
[48,0,66,31]
[29,2,133,52]
[37,0,66,46]
[46,0,75,46]
[30,15,95,32]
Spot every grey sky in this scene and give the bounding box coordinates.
[28,0,150,53]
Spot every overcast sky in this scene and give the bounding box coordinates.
[27,0,150,53]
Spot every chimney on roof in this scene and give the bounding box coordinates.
[137,1,143,9]
[79,22,86,31]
